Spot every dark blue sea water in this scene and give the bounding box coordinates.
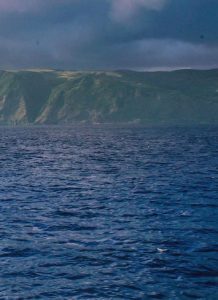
[0,125,217,299]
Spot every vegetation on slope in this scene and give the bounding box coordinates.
[0,69,217,125]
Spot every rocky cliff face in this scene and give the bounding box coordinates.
[0,69,217,125]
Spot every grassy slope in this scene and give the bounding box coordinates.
[0,69,217,125]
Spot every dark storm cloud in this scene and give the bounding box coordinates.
[0,0,218,70]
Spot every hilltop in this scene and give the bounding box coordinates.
[0,69,217,125]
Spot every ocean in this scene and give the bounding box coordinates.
[0,125,217,299]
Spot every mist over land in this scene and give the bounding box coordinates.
[0,68,217,125]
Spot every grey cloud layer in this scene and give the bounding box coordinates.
[110,0,167,22]
[0,0,217,70]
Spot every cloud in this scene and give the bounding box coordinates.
[110,0,167,22]
[2,35,216,71]
[0,0,74,13]
[116,39,218,70]
[0,0,217,70]
[0,0,38,12]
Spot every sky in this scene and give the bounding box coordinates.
[0,0,218,70]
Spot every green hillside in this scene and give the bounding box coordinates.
[0,69,217,125]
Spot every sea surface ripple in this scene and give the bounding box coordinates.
[0,125,217,299]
